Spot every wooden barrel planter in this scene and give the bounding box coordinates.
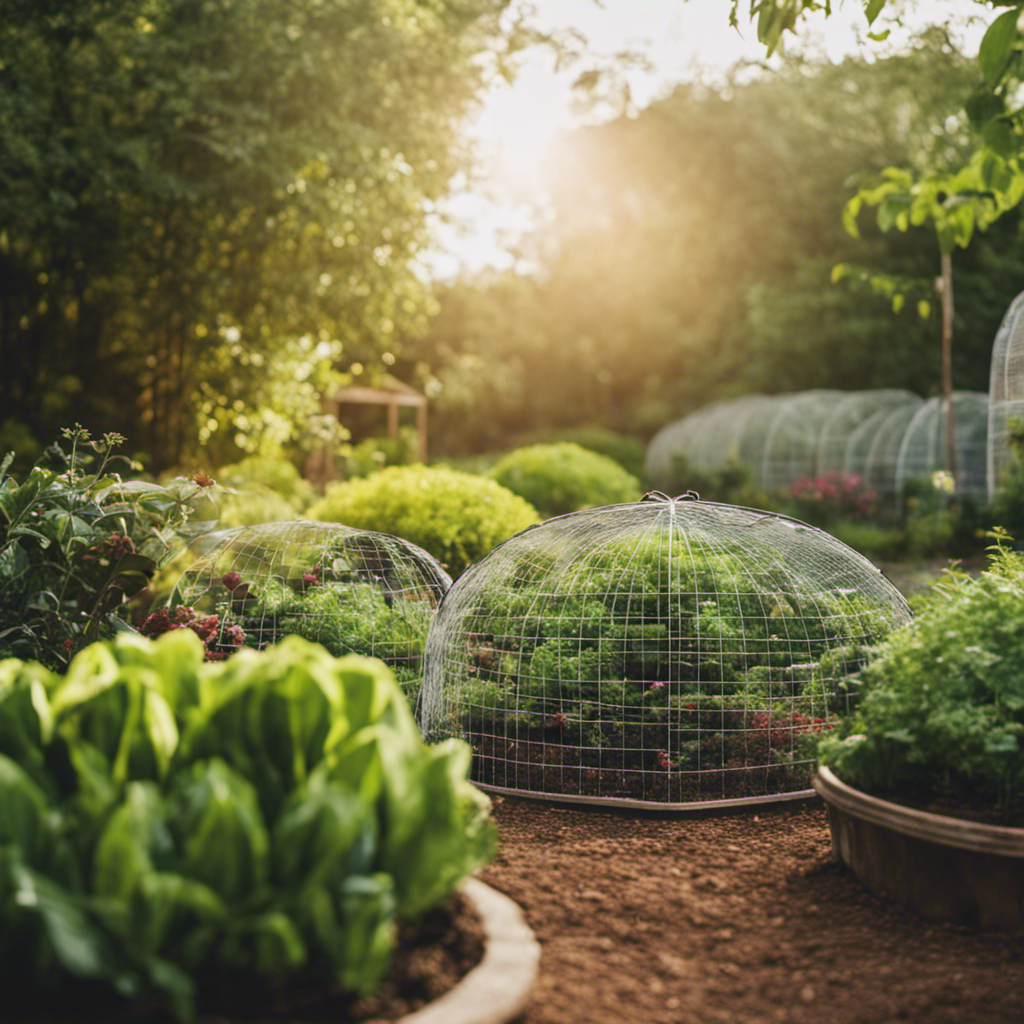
[813,765,1024,930]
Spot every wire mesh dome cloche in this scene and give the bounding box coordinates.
[417,493,912,809]
[169,521,452,696]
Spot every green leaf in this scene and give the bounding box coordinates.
[864,0,887,26]
[225,911,307,974]
[169,759,269,905]
[979,6,1021,88]
[272,776,377,887]
[917,299,931,319]
[92,782,169,901]
[0,754,53,865]
[11,861,125,982]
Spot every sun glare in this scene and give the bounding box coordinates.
[425,0,990,278]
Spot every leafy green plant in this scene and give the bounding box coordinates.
[309,465,539,577]
[0,427,215,670]
[0,630,495,1020]
[488,442,643,519]
[819,537,1024,823]
[453,539,898,795]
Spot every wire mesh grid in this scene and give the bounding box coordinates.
[817,389,919,476]
[170,520,451,695]
[988,290,1024,501]
[894,392,989,501]
[418,493,912,808]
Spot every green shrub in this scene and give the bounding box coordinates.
[213,454,315,507]
[309,465,539,576]
[210,455,314,527]
[819,540,1024,823]
[488,443,643,519]
[512,427,647,480]
[0,631,495,1019]
[829,521,906,561]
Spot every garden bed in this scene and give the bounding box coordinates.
[479,795,1024,1023]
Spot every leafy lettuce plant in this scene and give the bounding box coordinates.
[819,538,1024,823]
[0,631,495,1020]
[0,427,215,670]
[456,538,897,789]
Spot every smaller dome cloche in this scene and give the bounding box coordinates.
[161,520,451,698]
[417,492,912,808]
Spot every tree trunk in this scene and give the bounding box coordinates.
[939,251,956,480]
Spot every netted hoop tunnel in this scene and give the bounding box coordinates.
[988,290,1024,501]
[171,520,451,696]
[893,392,989,501]
[646,389,988,505]
[417,493,912,810]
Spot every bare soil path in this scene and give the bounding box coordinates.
[480,795,1024,1024]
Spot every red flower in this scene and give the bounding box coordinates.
[193,472,215,487]
[136,606,246,660]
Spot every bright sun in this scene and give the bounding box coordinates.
[425,0,988,279]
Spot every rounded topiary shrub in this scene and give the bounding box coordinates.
[513,428,648,481]
[309,465,540,577]
[419,492,912,808]
[488,442,643,519]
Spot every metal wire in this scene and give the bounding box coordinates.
[173,520,451,694]
[418,495,912,808]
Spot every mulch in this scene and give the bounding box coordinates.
[478,793,1024,1024]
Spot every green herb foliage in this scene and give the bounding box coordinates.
[819,539,1024,823]
[0,631,495,1020]
[455,539,898,788]
[0,428,215,670]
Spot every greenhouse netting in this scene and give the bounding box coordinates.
[817,390,921,476]
[759,390,847,492]
[843,397,926,501]
[988,290,1024,500]
[893,391,989,501]
[645,388,951,501]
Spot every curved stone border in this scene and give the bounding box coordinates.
[814,765,1024,930]
[399,878,540,1024]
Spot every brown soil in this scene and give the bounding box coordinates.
[480,794,1024,1024]
[1,893,485,1024]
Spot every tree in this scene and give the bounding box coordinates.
[0,0,519,469]
[412,28,1024,453]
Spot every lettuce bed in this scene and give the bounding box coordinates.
[0,631,495,1020]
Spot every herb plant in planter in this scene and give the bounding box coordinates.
[815,537,1024,927]
[0,630,496,1020]
[419,493,912,808]
[163,520,452,703]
